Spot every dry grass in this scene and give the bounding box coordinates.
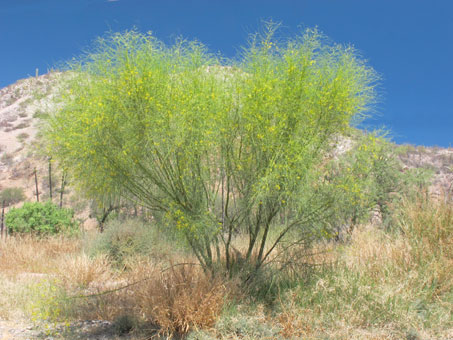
[397,194,453,296]
[0,195,451,339]
[0,233,226,337]
[0,235,80,275]
[0,235,115,324]
[399,194,452,249]
[264,194,453,340]
[343,225,414,278]
[54,253,113,289]
[135,264,227,336]
[277,296,313,339]
[0,275,39,320]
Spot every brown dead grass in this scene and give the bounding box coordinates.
[0,235,80,275]
[135,264,226,336]
[0,234,227,337]
[0,194,451,338]
[267,195,453,340]
[54,253,113,289]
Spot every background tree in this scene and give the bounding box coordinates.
[0,187,26,207]
[45,26,377,277]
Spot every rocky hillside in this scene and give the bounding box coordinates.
[0,73,94,226]
[0,74,57,198]
[396,144,453,198]
[0,73,451,221]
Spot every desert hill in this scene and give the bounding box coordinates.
[0,73,93,226]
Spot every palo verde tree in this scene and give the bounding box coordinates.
[45,26,377,277]
[324,132,405,235]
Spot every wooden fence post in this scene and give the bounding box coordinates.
[48,157,52,201]
[34,168,39,202]
[59,172,66,208]
[1,200,5,240]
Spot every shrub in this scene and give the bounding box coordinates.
[33,109,49,119]
[12,121,30,130]
[0,153,13,166]
[113,314,137,335]
[325,133,406,231]
[5,201,78,236]
[86,218,187,266]
[16,132,29,142]
[0,187,25,206]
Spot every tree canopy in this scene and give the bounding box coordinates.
[45,26,377,275]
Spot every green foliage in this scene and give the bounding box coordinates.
[0,187,26,206]
[26,279,71,336]
[326,133,404,229]
[400,167,433,197]
[190,314,281,340]
[113,314,137,335]
[324,132,435,233]
[45,26,377,275]
[5,201,78,235]
[86,218,187,266]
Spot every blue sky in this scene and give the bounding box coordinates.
[1,0,452,147]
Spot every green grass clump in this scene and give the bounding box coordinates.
[189,314,281,340]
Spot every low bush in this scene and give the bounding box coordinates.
[113,313,138,335]
[26,279,72,333]
[188,304,283,340]
[86,218,188,266]
[0,153,14,165]
[5,201,78,236]
[0,187,25,206]
[16,132,29,142]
